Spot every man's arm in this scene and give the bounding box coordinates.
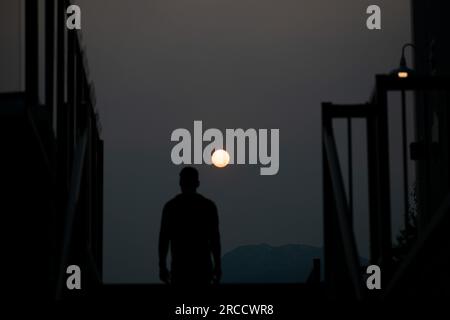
[210,203,222,283]
[158,204,170,283]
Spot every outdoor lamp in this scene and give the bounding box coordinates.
[395,43,415,78]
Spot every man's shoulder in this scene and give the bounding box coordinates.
[163,195,181,209]
[196,193,216,207]
[164,193,217,210]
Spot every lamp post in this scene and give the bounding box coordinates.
[393,43,416,232]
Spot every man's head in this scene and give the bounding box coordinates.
[179,167,199,193]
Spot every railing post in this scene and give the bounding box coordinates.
[400,89,410,231]
[347,117,353,223]
[375,76,393,273]
[25,0,38,106]
[367,111,381,265]
[322,102,343,298]
[45,0,55,119]
[67,4,75,173]
[322,103,334,293]
[57,0,69,185]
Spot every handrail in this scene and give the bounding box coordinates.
[56,130,88,299]
[323,123,364,300]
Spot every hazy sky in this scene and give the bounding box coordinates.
[1,0,412,283]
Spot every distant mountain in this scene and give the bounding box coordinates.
[221,243,323,283]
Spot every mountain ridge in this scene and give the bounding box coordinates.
[221,243,323,283]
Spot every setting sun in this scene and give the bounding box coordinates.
[211,149,230,168]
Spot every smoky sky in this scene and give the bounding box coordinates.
[1,0,412,283]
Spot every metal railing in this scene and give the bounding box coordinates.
[22,0,103,299]
[322,74,450,299]
[323,118,364,299]
[321,103,377,299]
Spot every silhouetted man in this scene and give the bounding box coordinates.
[159,167,221,285]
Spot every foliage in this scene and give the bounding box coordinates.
[392,183,419,263]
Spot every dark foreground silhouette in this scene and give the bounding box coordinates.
[159,167,221,285]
